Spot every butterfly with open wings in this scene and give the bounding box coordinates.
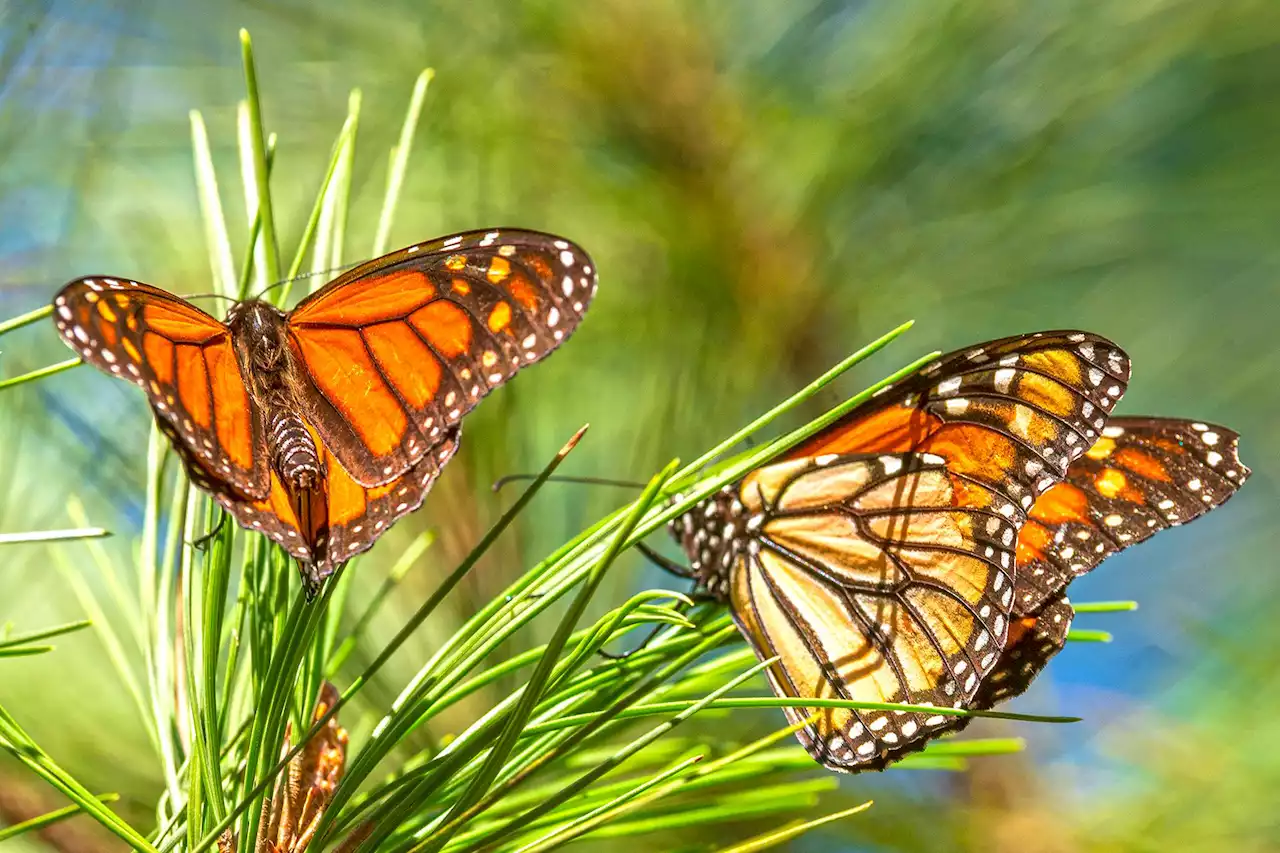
[666,332,1249,771]
[54,228,597,595]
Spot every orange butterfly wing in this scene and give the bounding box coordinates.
[53,277,270,499]
[1014,417,1250,616]
[286,229,596,487]
[790,331,1132,519]
[917,417,1249,740]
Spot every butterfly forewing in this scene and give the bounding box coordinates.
[1014,417,1250,615]
[54,277,271,499]
[792,331,1132,520]
[721,452,1017,772]
[287,229,596,487]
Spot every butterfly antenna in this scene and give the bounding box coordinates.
[252,261,365,302]
[184,292,240,306]
[490,474,648,493]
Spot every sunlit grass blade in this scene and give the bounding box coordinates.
[50,548,159,757]
[235,121,277,300]
[0,358,81,392]
[311,90,361,289]
[920,737,1025,757]
[190,109,238,298]
[1067,629,1113,643]
[325,89,361,276]
[239,29,280,288]
[1073,600,1139,613]
[276,111,358,306]
[193,426,590,853]
[417,459,679,853]
[0,645,54,657]
[519,697,1080,736]
[436,656,783,853]
[0,304,54,338]
[0,526,107,544]
[672,319,915,481]
[714,800,874,853]
[327,530,436,676]
[0,704,159,853]
[0,619,92,650]
[0,793,119,842]
[372,68,433,256]
[508,754,705,853]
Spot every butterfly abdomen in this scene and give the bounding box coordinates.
[268,410,322,489]
[226,301,322,488]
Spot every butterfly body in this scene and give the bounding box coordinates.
[54,228,597,593]
[225,300,322,487]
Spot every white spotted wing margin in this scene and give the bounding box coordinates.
[866,330,1133,521]
[727,451,1022,773]
[53,276,272,500]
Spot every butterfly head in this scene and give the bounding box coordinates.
[668,484,759,599]
[227,300,293,384]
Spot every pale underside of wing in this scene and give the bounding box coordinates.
[730,452,1018,772]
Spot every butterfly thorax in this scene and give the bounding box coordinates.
[668,485,759,599]
[227,301,323,490]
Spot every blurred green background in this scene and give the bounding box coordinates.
[1,0,1277,850]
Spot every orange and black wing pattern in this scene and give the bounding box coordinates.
[53,277,270,499]
[925,593,1076,746]
[673,330,1131,772]
[1014,417,1250,616]
[167,421,461,580]
[970,594,1075,711]
[790,331,1132,521]
[719,452,1022,772]
[286,229,596,486]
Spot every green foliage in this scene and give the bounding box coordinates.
[1,2,1273,850]
[0,37,1054,853]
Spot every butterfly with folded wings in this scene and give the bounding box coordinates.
[54,229,597,595]
[666,332,1249,771]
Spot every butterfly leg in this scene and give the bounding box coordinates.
[190,509,229,552]
[598,620,673,661]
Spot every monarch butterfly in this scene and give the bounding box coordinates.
[53,228,596,594]
[668,330,1159,772]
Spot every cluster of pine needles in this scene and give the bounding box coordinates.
[0,31,1126,852]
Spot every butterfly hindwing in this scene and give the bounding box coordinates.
[720,452,1017,772]
[922,594,1076,744]
[286,229,596,487]
[197,428,461,584]
[55,277,271,500]
[1014,417,1250,615]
